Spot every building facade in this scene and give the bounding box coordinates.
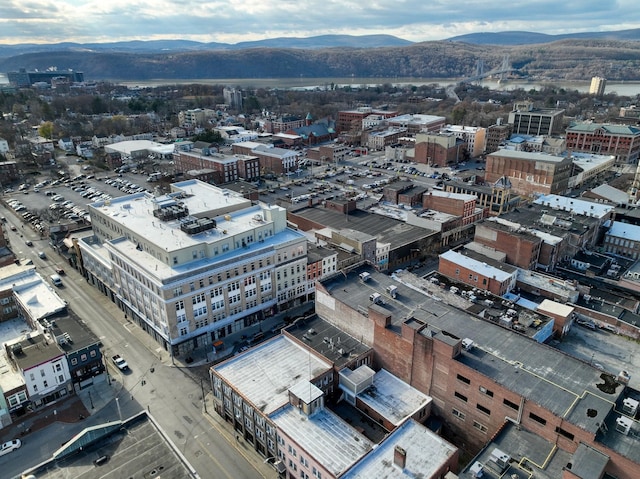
[79,180,309,357]
[565,123,640,164]
[508,102,565,136]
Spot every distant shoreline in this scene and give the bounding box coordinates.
[1,73,639,96]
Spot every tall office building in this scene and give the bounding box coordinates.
[79,180,308,357]
[589,76,607,97]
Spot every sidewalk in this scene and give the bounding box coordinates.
[202,392,277,479]
[0,393,89,444]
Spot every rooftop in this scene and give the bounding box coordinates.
[440,249,516,282]
[358,369,431,427]
[534,194,614,219]
[8,333,64,371]
[567,122,640,135]
[489,149,569,163]
[292,206,436,250]
[285,315,372,369]
[213,335,332,415]
[342,419,457,479]
[271,404,373,477]
[320,269,625,439]
[607,221,640,240]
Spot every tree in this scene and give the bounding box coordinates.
[38,121,54,139]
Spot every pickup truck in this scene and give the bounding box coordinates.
[112,354,129,371]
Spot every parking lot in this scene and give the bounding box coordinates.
[3,160,153,234]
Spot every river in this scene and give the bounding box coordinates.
[1,73,639,96]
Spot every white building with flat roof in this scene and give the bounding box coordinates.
[80,180,309,356]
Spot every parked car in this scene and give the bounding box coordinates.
[0,439,21,457]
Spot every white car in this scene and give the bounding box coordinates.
[0,439,21,456]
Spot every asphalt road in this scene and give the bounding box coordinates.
[0,204,269,479]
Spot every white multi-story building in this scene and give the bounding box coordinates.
[441,125,487,158]
[0,137,9,154]
[80,180,308,357]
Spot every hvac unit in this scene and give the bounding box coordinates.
[616,416,633,435]
[622,397,639,417]
[470,461,484,478]
[489,448,510,472]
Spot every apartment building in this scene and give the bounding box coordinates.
[441,125,487,158]
[174,148,240,184]
[589,76,607,97]
[264,115,306,134]
[484,123,513,154]
[485,149,572,197]
[565,123,640,164]
[365,128,406,151]
[79,180,308,357]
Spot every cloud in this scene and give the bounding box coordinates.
[0,0,638,44]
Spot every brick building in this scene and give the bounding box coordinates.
[174,149,239,184]
[314,269,640,479]
[565,123,640,164]
[484,122,513,154]
[414,132,466,167]
[485,149,572,197]
[386,114,446,134]
[438,249,517,296]
[264,115,306,134]
[474,218,542,270]
[336,108,398,133]
[422,190,483,226]
[604,222,640,260]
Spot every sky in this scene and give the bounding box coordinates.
[1,0,639,45]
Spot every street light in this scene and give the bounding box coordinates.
[115,397,122,421]
[88,390,95,409]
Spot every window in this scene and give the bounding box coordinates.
[476,404,491,416]
[71,358,78,365]
[457,374,470,385]
[479,386,494,397]
[452,408,465,420]
[529,412,547,426]
[473,421,488,433]
[503,398,519,411]
[555,427,575,441]
[454,391,468,402]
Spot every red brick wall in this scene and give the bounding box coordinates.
[474,223,541,269]
[438,255,510,295]
[423,193,466,216]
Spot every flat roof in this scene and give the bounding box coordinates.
[9,333,64,370]
[13,274,67,320]
[358,369,431,426]
[489,149,568,163]
[440,250,515,282]
[213,335,332,415]
[293,207,436,249]
[320,269,622,437]
[271,405,373,477]
[537,298,574,317]
[607,221,640,240]
[534,194,614,218]
[460,421,571,479]
[285,315,372,369]
[342,419,457,479]
[589,184,629,204]
[0,348,24,393]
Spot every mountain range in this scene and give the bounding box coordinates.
[1,30,640,83]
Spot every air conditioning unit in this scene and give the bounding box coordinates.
[489,448,510,472]
[623,397,639,417]
[470,461,484,478]
[616,416,633,435]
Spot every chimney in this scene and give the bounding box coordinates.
[394,446,407,469]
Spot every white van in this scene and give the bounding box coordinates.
[50,274,63,287]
